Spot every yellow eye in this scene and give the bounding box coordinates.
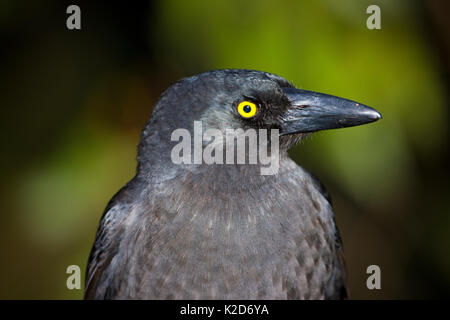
[237,101,258,118]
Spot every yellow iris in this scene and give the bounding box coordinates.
[237,101,257,118]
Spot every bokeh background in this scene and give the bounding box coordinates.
[1,0,449,299]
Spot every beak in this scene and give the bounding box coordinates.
[280,88,382,135]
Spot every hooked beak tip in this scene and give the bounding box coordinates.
[362,108,382,121]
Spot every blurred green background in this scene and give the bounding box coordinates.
[0,0,449,299]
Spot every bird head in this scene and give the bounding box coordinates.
[138,69,381,176]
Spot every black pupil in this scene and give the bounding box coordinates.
[243,105,251,113]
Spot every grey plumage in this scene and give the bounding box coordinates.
[85,69,381,299]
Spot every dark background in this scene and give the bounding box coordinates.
[0,0,449,299]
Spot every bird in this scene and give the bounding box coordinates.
[84,69,381,300]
